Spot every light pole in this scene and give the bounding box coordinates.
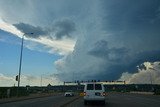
[148,67,154,85]
[40,73,52,87]
[148,67,158,91]
[149,67,159,84]
[17,33,33,96]
[40,75,42,87]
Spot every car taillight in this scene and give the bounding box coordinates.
[102,92,106,96]
[84,92,86,96]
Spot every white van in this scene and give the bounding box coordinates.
[83,83,106,105]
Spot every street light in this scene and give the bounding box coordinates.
[148,67,158,91]
[17,33,33,96]
[148,67,155,85]
[148,67,159,85]
[40,73,52,87]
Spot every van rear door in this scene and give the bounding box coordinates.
[86,84,95,99]
[94,84,104,99]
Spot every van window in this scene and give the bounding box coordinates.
[95,84,102,90]
[87,84,94,90]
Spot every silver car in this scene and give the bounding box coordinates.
[64,91,74,97]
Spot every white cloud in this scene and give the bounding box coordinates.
[35,37,75,55]
[119,62,160,84]
[0,73,62,86]
[0,18,75,55]
[0,73,15,86]
[0,18,22,37]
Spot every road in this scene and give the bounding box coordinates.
[0,93,160,107]
[0,94,78,107]
[66,93,160,107]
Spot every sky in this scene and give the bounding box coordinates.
[0,0,160,86]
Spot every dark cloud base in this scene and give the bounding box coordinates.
[13,19,76,40]
[13,23,48,38]
[87,50,160,81]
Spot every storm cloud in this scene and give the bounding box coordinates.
[88,40,128,61]
[13,20,76,40]
[54,19,76,39]
[13,23,48,38]
[55,0,160,82]
[0,0,160,83]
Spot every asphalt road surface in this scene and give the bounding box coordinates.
[1,93,160,107]
[0,94,78,107]
[66,93,160,107]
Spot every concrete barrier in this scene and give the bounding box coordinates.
[0,93,59,104]
[130,91,154,95]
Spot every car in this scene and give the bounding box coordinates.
[64,91,74,97]
[83,83,106,105]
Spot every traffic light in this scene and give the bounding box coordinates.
[16,75,18,81]
[81,80,83,83]
[77,80,79,83]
